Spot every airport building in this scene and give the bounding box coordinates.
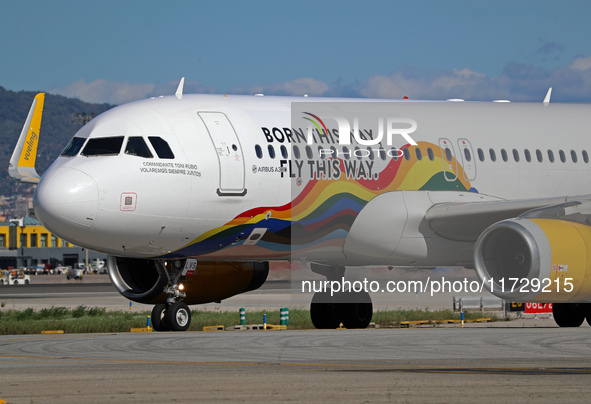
[0,216,107,269]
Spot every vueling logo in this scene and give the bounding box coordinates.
[23,130,38,161]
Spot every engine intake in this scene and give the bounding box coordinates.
[107,256,269,304]
[108,256,168,304]
[474,218,591,302]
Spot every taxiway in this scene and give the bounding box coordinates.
[1,326,591,403]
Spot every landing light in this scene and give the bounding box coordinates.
[178,283,185,291]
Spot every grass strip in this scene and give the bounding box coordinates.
[0,306,499,335]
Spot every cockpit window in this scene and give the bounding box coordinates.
[125,137,153,158]
[81,136,124,156]
[61,137,86,157]
[148,136,175,159]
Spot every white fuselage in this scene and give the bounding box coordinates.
[33,94,591,267]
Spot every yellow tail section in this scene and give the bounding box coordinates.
[8,93,45,184]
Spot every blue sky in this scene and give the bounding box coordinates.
[2,0,591,104]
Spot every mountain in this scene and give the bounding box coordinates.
[0,86,114,198]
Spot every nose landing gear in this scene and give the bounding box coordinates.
[151,300,192,332]
[151,260,193,332]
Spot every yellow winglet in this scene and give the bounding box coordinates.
[8,93,45,184]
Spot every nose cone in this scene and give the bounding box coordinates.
[34,167,99,241]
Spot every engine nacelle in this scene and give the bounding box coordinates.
[107,256,269,305]
[474,218,591,302]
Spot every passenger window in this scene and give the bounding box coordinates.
[415,148,423,161]
[81,136,124,156]
[367,147,374,160]
[379,148,387,160]
[293,145,301,160]
[477,148,484,162]
[268,145,276,159]
[255,145,263,159]
[536,149,543,162]
[571,150,578,163]
[489,148,496,162]
[305,145,313,159]
[148,137,175,159]
[355,147,362,160]
[444,148,453,162]
[280,145,288,159]
[464,148,471,162]
[559,150,566,163]
[524,149,531,162]
[391,148,399,161]
[583,150,589,163]
[125,137,153,158]
[403,147,411,161]
[428,147,435,161]
[61,137,86,157]
[548,150,555,163]
[330,146,337,159]
[501,149,508,162]
[342,146,351,160]
[512,149,519,162]
[318,146,326,159]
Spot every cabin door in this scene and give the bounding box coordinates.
[198,112,246,196]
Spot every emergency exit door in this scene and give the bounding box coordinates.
[457,138,477,181]
[438,138,457,182]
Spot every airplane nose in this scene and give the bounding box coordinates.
[34,167,99,240]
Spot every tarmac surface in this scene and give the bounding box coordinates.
[1,274,590,403]
[2,325,591,403]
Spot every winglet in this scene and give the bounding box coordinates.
[175,77,185,100]
[543,87,552,106]
[8,93,45,184]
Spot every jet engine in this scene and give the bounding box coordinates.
[107,256,269,305]
[474,218,591,303]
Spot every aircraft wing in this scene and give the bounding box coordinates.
[425,195,581,242]
[8,93,45,184]
[343,191,591,268]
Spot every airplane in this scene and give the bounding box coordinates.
[9,81,591,331]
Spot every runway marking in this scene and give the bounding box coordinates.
[0,354,276,366]
[0,334,115,342]
[1,353,589,375]
[330,367,591,375]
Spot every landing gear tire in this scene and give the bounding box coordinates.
[340,291,373,329]
[151,304,171,332]
[166,302,191,331]
[310,292,341,329]
[553,303,585,327]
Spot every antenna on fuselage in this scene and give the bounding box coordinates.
[175,77,185,100]
[543,87,552,106]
